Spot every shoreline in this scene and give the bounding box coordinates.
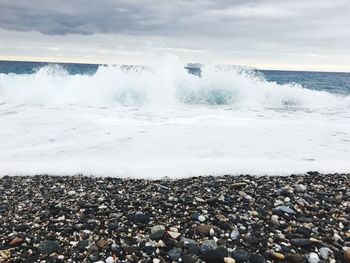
[0,173,349,262]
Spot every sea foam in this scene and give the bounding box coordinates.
[0,58,350,177]
[0,59,349,110]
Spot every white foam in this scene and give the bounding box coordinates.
[0,58,349,109]
[0,58,350,177]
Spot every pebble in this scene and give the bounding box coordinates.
[290,238,312,247]
[9,237,24,246]
[39,240,59,255]
[274,205,296,214]
[224,257,236,263]
[150,225,165,240]
[67,190,76,195]
[197,224,213,235]
[232,249,250,262]
[230,229,240,240]
[200,240,217,253]
[250,253,267,263]
[167,231,181,239]
[295,184,307,193]
[271,215,279,224]
[287,253,304,263]
[131,211,150,224]
[319,247,331,260]
[345,248,350,263]
[308,252,320,263]
[198,215,206,222]
[274,252,285,260]
[167,247,182,261]
[0,173,348,262]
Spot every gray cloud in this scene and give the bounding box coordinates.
[1,0,350,71]
[0,0,347,38]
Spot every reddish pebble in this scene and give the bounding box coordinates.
[10,237,24,246]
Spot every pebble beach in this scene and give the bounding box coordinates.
[0,172,349,263]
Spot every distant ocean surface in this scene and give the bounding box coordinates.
[0,59,349,177]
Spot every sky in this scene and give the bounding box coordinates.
[0,0,350,71]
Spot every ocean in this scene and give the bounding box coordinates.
[0,59,350,177]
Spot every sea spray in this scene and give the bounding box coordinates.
[0,59,349,109]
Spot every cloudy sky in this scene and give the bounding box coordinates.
[0,0,350,71]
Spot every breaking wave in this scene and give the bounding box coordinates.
[0,60,349,110]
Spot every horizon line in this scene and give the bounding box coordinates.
[0,58,350,74]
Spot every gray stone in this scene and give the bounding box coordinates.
[319,247,331,260]
[39,240,59,255]
[168,247,182,261]
[274,205,296,214]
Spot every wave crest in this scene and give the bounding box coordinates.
[0,62,349,109]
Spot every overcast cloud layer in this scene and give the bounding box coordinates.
[1,0,350,71]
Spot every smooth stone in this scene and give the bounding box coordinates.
[290,238,312,247]
[232,250,250,263]
[105,256,114,263]
[39,240,59,255]
[77,240,90,251]
[230,229,240,240]
[232,182,247,188]
[90,251,100,261]
[191,212,200,220]
[131,212,150,224]
[287,254,304,263]
[250,253,267,263]
[295,184,307,193]
[198,215,206,222]
[96,239,109,249]
[151,225,165,234]
[9,237,24,246]
[197,225,213,235]
[274,206,296,214]
[345,249,350,263]
[271,215,279,224]
[224,257,236,263]
[333,233,342,241]
[320,247,331,260]
[168,247,182,261]
[274,253,285,260]
[150,225,165,240]
[308,252,320,263]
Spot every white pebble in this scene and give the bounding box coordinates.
[308,252,320,263]
[209,228,215,236]
[271,215,279,224]
[319,247,331,260]
[105,256,114,263]
[198,215,206,222]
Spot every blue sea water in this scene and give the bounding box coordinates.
[1,60,350,95]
